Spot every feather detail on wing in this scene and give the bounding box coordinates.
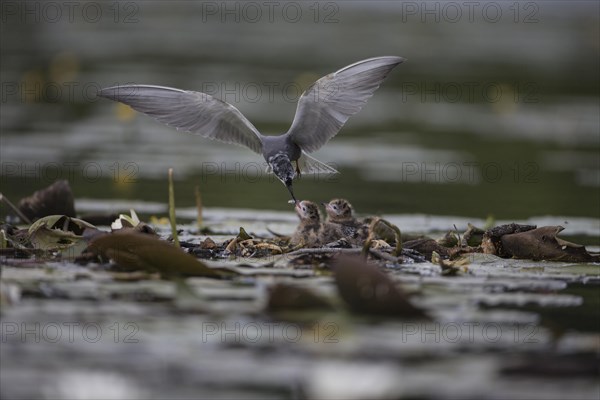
[286,56,404,153]
[297,151,339,175]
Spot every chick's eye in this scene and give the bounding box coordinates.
[333,205,338,210]
[302,207,306,212]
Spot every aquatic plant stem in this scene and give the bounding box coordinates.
[168,168,180,248]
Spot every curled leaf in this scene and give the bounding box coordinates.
[28,215,96,251]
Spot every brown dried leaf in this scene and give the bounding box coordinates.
[500,226,600,262]
[482,223,537,255]
[89,231,224,278]
[331,255,427,318]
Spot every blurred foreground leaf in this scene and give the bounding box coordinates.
[331,256,427,318]
[89,231,225,278]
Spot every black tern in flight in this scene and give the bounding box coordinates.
[98,56,405,201]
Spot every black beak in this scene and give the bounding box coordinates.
[285,181,297,203]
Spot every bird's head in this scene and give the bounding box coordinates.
[269,153,297,201]
[295,200,320,223]
[323,198,354,222]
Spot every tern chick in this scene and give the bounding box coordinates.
[98,56,405,201]
[323,199,369,245]
[290,201,321,247]
[291,201,342,247]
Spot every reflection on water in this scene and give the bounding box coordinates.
[1,1,599,219]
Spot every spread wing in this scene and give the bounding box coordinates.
[285,56,404,153]
[98,85,264,154]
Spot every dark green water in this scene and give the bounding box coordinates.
[1,1,599,220]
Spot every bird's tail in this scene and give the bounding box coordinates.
[297,151,339,176]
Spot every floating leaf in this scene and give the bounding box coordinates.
[500,226,600,262]
[89,231,224,278]
[331,255,427,318]
[482,223,536,255]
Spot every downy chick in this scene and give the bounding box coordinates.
[291,201,342,247]
[290,200,320,247]
[323,198,369,245]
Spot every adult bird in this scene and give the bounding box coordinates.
[97,56,405,201]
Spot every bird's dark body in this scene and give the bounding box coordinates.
[262,135,301,162]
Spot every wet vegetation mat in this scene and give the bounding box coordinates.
[1,181,599,399]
